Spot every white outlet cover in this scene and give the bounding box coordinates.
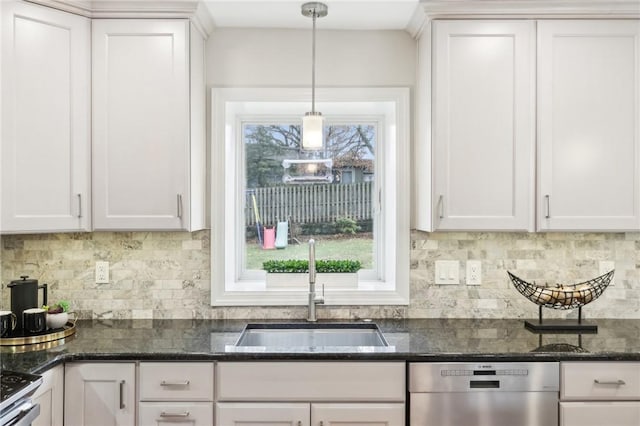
[466,260,482,285]
[96,261,109,284]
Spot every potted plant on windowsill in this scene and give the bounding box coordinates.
[263,259,361,289]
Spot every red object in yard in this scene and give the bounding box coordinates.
[263,227,275,249]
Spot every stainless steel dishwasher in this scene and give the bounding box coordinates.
[410,362,559,426]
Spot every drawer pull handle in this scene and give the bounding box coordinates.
[177,193,183,218]
[160,411,190,418]
[119,380,125,409]
[160,380,190,386]
[545,194,550,218]
[594,379,626,385]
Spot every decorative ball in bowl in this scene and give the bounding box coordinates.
[508,270,614,310]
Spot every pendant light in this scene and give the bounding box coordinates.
[301,2,328,150]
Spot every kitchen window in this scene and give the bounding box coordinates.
[210,88,409,306]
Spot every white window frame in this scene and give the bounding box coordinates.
[210,87,410,306]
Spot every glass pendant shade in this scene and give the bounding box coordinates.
[302,112,324,150]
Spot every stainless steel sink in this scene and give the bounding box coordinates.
[229,322,392,352]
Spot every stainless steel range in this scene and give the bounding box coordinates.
[0,370,42,426]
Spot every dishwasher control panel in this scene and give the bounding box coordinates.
[441,368,529,376]
[409,362,559,392]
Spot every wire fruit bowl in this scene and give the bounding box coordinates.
[508,270,614,310]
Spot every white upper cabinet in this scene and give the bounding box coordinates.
[1,0,91,233]
[432,20,535,231]
[537,20,640,231]
[92,19,205,231]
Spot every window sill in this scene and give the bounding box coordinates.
[211,279,409,306]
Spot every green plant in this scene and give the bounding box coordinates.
[42,300,70,314]
[334,217,360,235]
[263,259,361,273]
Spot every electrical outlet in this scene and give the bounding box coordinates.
[599,261,615,285]
[435,260,460,285]
[466,260,482,285]
[96,261,109,284]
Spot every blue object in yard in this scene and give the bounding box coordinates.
[274,221,288,249]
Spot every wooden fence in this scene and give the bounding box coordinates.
[246,181,373,226]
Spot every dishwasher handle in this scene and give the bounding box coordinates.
[470,380,500,389]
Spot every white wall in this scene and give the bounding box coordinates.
[205,28,416,87]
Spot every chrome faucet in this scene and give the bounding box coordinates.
[307,239,324,322]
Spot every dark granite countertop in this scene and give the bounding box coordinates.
[2,318,639,374]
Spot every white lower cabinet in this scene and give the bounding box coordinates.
[312,403,405,425]
[560,362,640,426]
[64,363,136,426]
[216,402,404,426]
[216,402,310,425]
[139,362,214,426]
[560,402,640,426]
[139,402,213,426]
[32,365,64,426]
[216,362,406,426]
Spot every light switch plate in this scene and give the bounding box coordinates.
[435,260,460,285]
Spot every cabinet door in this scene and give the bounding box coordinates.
[216,402,310,426]
[1,0,90,233]
[432,20,535,231]
[139,402,213,426]
[312,403,405,426]
[560,402,640,426]
[538,20,640,231]
[92,19,190,230]
[32,365,64,426]
[64,363,135,426]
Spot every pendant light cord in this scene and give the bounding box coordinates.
[311,9,317,114]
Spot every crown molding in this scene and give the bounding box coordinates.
[406,3,428,38]
[25,0,215,36]
[408,0,640,38]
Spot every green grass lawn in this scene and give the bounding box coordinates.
[246,235,373,270]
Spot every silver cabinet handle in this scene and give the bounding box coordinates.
[594,379,626,385]
[119,380,125,409]
[438,195,444,219]
[177,194,183,218]
[545,194,550,218]
[160,412,190,418]
[160,380,190,386]
[77,193,82,218]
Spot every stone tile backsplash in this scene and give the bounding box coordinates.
[1,231,638,319]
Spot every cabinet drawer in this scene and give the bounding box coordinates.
[561,362,640,400]
[139,402,213,426]
[217,362,405,402]
[560,402,640,426]
[139,362,213,401]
